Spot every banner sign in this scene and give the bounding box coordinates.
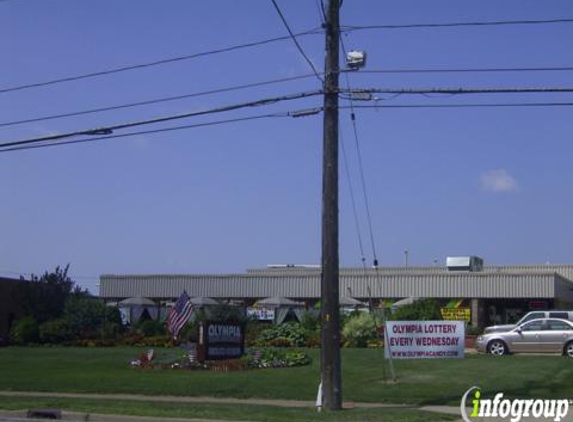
[197,321,245,361]
[440,308,471,322]
[247,307,275,321]
[385,321,465,359]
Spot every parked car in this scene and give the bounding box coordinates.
[476,318,573,357]
[484,310,573,334]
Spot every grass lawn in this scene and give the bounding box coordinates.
[0,347,571,406]
[0,397,457,422]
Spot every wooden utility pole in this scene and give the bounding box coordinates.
[320,0,342,411]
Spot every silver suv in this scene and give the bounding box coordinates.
[484,310,573,334]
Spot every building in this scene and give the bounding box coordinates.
[0,277,25,341]
[99,261,573,328]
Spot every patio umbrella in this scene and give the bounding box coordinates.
[390,297,422,312]
[255,296,302,308]
[190,296,219,306]
[338,296,367,307]
[118,297,157,322]
[119,297,156,307]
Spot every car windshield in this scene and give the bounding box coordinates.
[518,312,545,325]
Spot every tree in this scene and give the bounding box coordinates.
[18,265,86,323]
[390,298,442,321]
[63,295,121,338]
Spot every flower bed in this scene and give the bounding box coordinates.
[128,347,311,371]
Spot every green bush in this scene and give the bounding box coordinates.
[101,321,122,340]
[342,312,380,347]
[390,298,442,321]
[177,321,198,342]
[10,316,39,344]
[300,310,319,332]
[466,325,482,335]
[64,296,121,338]
[134,320,167,337]
[206,304,247,324]
[39,318,74,343]
[245,321,272,346]
[255,322,307,347]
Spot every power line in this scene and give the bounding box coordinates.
[0,111,309,154]
[314,0,326,24]
[0,89,323,149]
[0,28,323,95]
[339,37,379,263]
[339,35,395,381]
[5,83,568,129]
[340,102,573,109]
[269,0,323,84]
[2,18,570,95]
[0,73,319,128]
[342,87,573,95]
[344,66,573,75]
[340,128,367,266]
[342,17,573,32]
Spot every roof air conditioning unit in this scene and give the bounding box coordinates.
[446,256,484,272]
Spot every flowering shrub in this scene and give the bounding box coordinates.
[121,334,174,348]
[342,313,381,347]
[247,348,311,368]
[128,347,311,371]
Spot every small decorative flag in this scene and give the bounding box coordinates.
[167,291,193,339]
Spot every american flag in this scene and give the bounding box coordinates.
[167,291,193,339]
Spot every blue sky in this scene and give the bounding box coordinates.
[1,0,572,293]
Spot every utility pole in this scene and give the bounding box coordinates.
[320,0,342,411]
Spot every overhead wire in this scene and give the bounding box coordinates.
[314,0,326,24]
[316,0,367,270]
[339,38,379,266]
[340,129,368,270]
[269,0,324,84]
[0,111,310,154]
[335,16,367,272]
[0,89,323,149]
[0,28,323,95]
[341,87,573,95]
[345,66,573,75]
[0,72,320,128]
[341,102,573,109]
[341,32,395,380]
[1,18,570,95]
[342,17,573,32]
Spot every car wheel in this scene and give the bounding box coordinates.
[487,340,507,356]
[564,341,573,358]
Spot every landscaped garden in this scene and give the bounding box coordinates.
[4,269,572,421]
[1,347,572,404]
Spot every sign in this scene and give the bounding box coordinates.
[385,321,465,359]
[247,307,275,321]
[197,321,245,361]
[529,300,549,310]
[440,308,471,322]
